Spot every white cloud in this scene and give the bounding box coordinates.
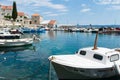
[107,5,120,10]
[60,12,67,15]
[46,13,59,17]
[80,4,91,13]
[43,12,52,15]
[80,8,91,12]
[81,4,87,7]
[59,9,68,12]
[7,0,68,12]
[43,11,67,17]
[93,0,120,5]
[93,0,120,10]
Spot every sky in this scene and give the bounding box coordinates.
[1,0,120,25]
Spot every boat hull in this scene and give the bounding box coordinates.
[51,62,117,80]
[0,38,33,47]
[0,43,32,48]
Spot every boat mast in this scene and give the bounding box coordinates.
[92,32,98,50]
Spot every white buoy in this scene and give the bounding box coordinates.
[3,57,6,60]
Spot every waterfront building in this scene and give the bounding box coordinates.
[16,12,25,26]
[31,13,43,25]
[0,5,12,18]
[0,4,3,19]
[24,18,32,27]
[48,20,57,28]
[0,3,57,28]
[40,20,57,29]
[40,20,50,27]
[16,12,31,26]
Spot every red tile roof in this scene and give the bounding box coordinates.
[32,13,40,16]
[1,6,13,10]
[18,12,24,16]
[49,20,56,25]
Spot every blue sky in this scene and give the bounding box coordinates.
[1,0,120,25]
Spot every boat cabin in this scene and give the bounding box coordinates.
[77,47,120,64]
[0,31,21,39]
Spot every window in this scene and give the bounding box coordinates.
[93,54,103,60]
[79,50,86,55]
[110,54,119,62]
[30,21,32,24]
[1,13,4,15]
[34,20,37,23]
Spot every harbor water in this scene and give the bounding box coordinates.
[0,31,120,80]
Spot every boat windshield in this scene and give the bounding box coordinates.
[110,54,119,62]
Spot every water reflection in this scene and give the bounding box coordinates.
[47,31,56,39]
[0,45,36,53]
[0,32,120,80]
[0,45,40,80]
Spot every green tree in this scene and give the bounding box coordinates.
[4,15,12,20]
[4,13,12,20]
[12,1,17,21]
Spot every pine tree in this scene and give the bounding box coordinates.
[12,1,17,21]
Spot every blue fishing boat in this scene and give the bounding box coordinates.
[31,29,36,33]
[36,28,46,33]
[20,27,31,33]
[20,27,45,33]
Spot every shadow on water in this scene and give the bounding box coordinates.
[0,45,39,80]
[59,76,120,80]
[48,63,120,80]
[59,78,120,80]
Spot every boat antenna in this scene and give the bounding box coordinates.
[92,31,98,50]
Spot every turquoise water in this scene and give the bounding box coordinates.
[0,31,120,80]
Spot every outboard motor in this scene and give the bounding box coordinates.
[33,35,36,40]
[32,35,41,41]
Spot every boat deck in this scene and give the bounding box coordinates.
[51,54,113,69]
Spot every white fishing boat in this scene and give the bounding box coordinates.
[49,32,120,79]
[0,30,34,47]
[0,38,33,47]
[0,31,21,39]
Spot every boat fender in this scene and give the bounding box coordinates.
[114,62,120,75]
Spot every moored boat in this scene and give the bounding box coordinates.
[0,30,34,47]
[0,38,33,47]
[0,31,21,39]
[49,32,120,79]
